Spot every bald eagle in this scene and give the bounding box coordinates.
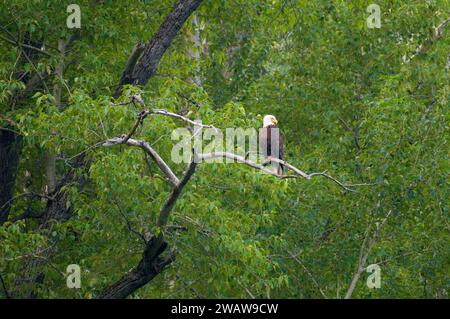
[259,115,285,175]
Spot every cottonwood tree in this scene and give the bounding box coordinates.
[1,0,203,298]
[97,93,368,298]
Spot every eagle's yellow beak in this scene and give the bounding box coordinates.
[272,118,278,125]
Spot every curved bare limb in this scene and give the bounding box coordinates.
[103,136,180,187]
[198,152,372,192]
[145,109,218,130]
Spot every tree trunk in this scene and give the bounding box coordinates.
[0,130,22,224]
[98,235,175,299]
[115,0,203,97]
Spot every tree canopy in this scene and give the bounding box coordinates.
[0,0,448,299]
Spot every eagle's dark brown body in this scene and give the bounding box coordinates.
[259,124,285,174]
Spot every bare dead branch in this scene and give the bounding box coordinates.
[103,136,180,187]
[132,93,147,111]
[144,109,218,130]
[198,152,371,192]
[97,1,204,299]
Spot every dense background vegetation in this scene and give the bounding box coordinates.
[0,0,448,298]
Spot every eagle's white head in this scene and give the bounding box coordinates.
[263,115,278,127]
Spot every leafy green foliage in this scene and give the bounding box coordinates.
[0,0,448,298]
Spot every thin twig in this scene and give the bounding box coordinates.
[122,111,147,143]
[113,200,146,243]
[198,152,372,192]
[145,109,218,130]
[338,116,361,150]
[0,34,52,57]
[20,47,51,95]
[0,192,54,212]
[287,250,327,299]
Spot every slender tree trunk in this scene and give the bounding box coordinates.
[187,13,203,86]
[45,39,66,194]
